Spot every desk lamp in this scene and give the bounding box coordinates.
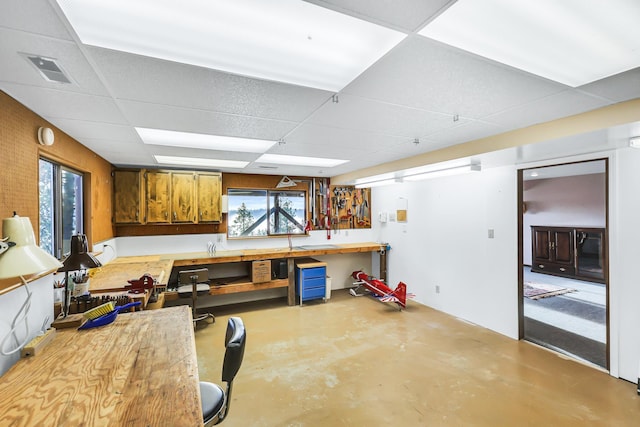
[56,234,102,323]
[0,213,63,355]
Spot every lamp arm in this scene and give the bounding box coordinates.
[0,276,33,356]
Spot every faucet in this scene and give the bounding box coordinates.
[207,241,216,255]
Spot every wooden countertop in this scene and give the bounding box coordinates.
[89,258,173,293]
[89,242,385,296]
[0,306,202,427]
[169,242,385,267]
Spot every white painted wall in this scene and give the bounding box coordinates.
[369,148,640,383]
[0,275,54,375]
[610,148,640,382]
[372,166,519,339]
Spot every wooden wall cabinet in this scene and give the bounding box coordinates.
[113,170,144,224]
[171,172,196,223]
[114,168,221,226]
[197,172,222,223]
[145,171,171,223]
[531,226,605,283]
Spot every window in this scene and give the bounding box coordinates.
[227,189,306,238]
[39,158,84,258]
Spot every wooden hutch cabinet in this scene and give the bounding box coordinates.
[531,226,605,283]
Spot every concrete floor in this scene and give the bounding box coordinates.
[195,290,639,426]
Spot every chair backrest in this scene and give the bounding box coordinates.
[178,268,209,285]
[216,317,245,423]
[222,317,246,383]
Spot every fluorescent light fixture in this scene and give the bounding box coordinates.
[56,0,406,92]
[403,163,481,181]
[630,136,640,148]
[255,154,348,168]
[354,173,398,188]
[418,0,640,87]
[154,155,249,169]
[355,179,399,189]
[136,127,275,153]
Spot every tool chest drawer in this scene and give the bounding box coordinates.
[295,260,327,305]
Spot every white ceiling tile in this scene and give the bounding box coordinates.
[343,36,567,119]
[0,0,73,40]
[285,123,408,150]
[44,118,138,141]
[117,100,298,141]
[579,67,640,103]
[2,83,127,124]
[0,28,109,96]
[427,120,505,145]
[485,90,612,131]
[304,0,451,32]
[85,47,332,122]
[307,94,463,138]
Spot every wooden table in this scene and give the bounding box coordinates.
[0,306,202,427]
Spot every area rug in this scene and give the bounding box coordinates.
[524,282,576,300]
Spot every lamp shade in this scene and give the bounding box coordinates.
[0,215,63,279]
[59,234,102,272]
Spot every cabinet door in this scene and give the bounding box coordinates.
[171,172,195,223]
[113,170,143,224]
[552,229,574,265]
[145,171,171,223]
[532,228,551,262]
[197,173,222,223]
[576,228,605,280]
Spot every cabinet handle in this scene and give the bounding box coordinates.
[165,211,168,218]
[135,211,139,220]
[173,212,177,220]
[200,211,202,220]
[559,267,566,272]
[538,264,544,269]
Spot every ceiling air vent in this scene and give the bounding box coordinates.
[24,54,72,84]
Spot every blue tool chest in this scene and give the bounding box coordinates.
[295,259,327,305]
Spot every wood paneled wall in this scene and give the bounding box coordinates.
[0,91,114,246]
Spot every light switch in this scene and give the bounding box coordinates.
[488,229,495,239]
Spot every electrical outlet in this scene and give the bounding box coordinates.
[435,285,440,294]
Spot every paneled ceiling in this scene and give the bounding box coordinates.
[1,0,639,180]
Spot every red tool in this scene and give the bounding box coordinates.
[125,274,155,294]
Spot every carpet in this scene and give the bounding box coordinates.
[524,281,576,300]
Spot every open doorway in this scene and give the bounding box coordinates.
[518,159,608,369]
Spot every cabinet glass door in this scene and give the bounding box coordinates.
[576,230,604,280]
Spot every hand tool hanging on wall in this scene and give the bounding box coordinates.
[326,178,331,239]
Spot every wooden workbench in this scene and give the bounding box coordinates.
[0,306,202,427]
[89,242,386,306]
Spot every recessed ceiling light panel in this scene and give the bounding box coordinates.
[256,153,348,168]
[56,0,406,91]
[418,0,640,87]
[136,128,276,153]
[154,155,249,169]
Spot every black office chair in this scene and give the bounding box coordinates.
[200,317,246,426]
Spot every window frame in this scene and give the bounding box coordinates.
[39,157,85,259]
[226,188,308,239]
